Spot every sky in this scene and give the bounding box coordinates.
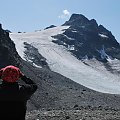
[0,0,120,42]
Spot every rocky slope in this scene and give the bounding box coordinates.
[26,109,120,120]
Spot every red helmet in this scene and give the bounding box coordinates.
[0,65,23,82]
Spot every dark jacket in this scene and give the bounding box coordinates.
[0,76,38,120]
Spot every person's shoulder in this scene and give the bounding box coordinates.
[0,81,2,85]
[18,84,29,89]
[0,82,4,89]
[18,83,37,91]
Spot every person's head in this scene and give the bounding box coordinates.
[0,65,23,83]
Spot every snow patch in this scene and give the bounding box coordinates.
[82,55,89,60]
[72,30,77,33]
[99,34,108,38]
[11,37,26,60]
[68,45,75,51]
[97,45,112,60]
[62,34,75,41]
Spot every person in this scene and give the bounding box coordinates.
[0,65,38,120]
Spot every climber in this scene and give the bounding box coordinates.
[0,65,38,120]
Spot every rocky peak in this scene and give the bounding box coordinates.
[90,19,98,29]
[63,14,99,33]
[45,25,56,30]
[99,25,109,33]
[98,25,118,43]
[63,14,89,26]
[69,14,89,22]
[53,14,120,61]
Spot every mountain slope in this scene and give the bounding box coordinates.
[1,18,120,114]
[10,25,120,94]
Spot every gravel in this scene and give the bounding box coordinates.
[26,109,120,120]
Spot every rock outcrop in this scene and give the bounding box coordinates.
[0,24,21,68]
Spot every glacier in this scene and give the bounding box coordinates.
[10,26,120,94]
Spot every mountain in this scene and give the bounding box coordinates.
[1,14,120,118]
[10,16,120,94]
[53,14,120,62]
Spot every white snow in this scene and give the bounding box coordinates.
[99,33,108,38]
[62,34,75,40]
[10,36,26,60]
[10,26,120,94]
[82,55,89,60]
[72,30,77,33]
[97,45,112,61]
[68,45,75,51]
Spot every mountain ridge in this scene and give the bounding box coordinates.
[53,14,120,62]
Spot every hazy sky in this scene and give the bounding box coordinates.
[0,0,120,42]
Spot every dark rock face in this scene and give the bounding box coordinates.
[63,14,89,26]
[24,42,49,68]
[45,25,56,30]
[53,14,120,62]
[0,24,21,68]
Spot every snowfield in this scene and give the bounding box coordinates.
[10,26,120,94]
